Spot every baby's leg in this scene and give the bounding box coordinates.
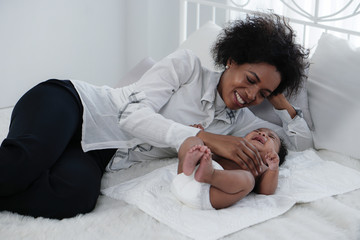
[183,145,210,175]
[208,168,255,209]
[195,153,256,209]
[177,137,210,175]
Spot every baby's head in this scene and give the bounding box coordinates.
[244,128,287,165]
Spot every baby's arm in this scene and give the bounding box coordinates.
[254,151,280,195]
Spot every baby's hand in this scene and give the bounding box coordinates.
[264,151,280,171]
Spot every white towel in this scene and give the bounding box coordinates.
[102,149,360,240]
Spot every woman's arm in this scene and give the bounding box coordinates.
[267,93,296,118]
[118,50,202,150]
[268,93,313,150]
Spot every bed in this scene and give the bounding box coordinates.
[1,0,360,239]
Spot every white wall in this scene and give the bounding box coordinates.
[124,0,179,71]
[0,0,180,109]
[0,0,126,108]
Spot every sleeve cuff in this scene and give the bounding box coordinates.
[273,106,303,124]
[166,123,202,151]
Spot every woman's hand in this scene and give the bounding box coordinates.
[190,124,204,130]
[267,93,296,118]
[196,131,263,176]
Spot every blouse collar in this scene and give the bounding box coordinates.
[201,71,238,124]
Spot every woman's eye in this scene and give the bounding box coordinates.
[260,91,271,98]
[247,76,255,84]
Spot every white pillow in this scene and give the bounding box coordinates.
[178,21,221,71]
[308,33,360,159]
[115,57,156,88]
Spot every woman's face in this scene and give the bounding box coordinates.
[217,61,281,110]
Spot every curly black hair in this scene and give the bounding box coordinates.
[211,12,309,96]
[278,138,288,166]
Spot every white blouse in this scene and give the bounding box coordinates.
[71,49,313,171]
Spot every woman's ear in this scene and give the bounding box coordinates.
[226,58,232,66]
[225,58,233,69]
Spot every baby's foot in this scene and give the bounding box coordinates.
[182,145,208,176]
[194,148,214,183]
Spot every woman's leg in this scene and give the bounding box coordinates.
[0,140,115,219]
[0,80,82,196]
[0,79,115,219]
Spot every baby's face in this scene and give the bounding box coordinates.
[245,128,280,160]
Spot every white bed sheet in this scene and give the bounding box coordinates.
[0,107,360,240]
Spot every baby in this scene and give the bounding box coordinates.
[171,127,287,210]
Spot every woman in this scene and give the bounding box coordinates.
[0,13,311,219]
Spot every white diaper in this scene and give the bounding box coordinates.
[170,160,223,210]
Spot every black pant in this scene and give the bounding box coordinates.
[0,80,116,219]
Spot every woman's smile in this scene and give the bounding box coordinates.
[234,91,246,106]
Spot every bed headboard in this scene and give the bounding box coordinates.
[179,0,360,49]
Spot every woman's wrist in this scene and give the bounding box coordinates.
[196,131,223,157]
[268,94,297,118]
[280,102,297,119]
[196,130,210,146]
